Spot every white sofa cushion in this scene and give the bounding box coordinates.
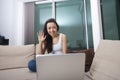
[0,44,35,70]
[90,40,120,80]
[0,68,36,80]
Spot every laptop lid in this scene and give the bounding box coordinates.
[36,53,85,80]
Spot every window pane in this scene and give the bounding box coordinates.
[34,3,52,43]
[101,0,120,40]
[56,0,86,50]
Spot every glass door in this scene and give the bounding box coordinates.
[34,0,93,50]
[101,0,120,40]
[55,0,86,50]
[34,3,52,43]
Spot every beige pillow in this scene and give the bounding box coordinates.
[90,40,120,80]
[0,44,35,70]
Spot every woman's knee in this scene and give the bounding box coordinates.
[28,59,36,72]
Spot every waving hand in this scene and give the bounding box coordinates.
[37,31,46,43]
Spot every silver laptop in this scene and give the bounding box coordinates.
[36,53,85,80]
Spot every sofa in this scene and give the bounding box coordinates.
[0,44,36,80]
[84,40,120,80]
[0,40,120,80]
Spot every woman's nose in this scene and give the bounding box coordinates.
[50,29,54,32]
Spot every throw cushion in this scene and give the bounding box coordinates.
[0,44,35,70]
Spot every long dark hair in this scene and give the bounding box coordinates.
[43,18,59,53]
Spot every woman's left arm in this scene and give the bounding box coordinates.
[62,34,67,54]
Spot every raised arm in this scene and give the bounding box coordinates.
[37,32,46,55]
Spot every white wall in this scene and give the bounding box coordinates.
[0,0,34,45]
[0,0,24,45]
[90,0,103,52]
[0,0,14,45]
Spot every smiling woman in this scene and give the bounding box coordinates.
[37,18,67,54]
[28,18,67,72]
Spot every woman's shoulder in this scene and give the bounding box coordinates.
[60,33,66,36]
[60,33,66,39]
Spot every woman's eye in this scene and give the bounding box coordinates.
[48,27,51,29]
[53,26,56,29]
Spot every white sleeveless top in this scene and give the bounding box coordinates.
[50,33,62,54]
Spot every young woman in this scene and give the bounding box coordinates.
[37,18,67,54]
[28,18,67,72]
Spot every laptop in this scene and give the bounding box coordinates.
[36,53,85,80]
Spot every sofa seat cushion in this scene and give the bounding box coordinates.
[0,44,35,70]
[90,40,120,80]
[0,68,36,80]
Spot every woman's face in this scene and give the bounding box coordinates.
[47,22,58,37]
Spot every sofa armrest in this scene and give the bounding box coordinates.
[0,44,35,70]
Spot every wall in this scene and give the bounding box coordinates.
[0,0,24,45]
[90,0,103,52]
[0,0,14,45]
[0,0,34,45]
